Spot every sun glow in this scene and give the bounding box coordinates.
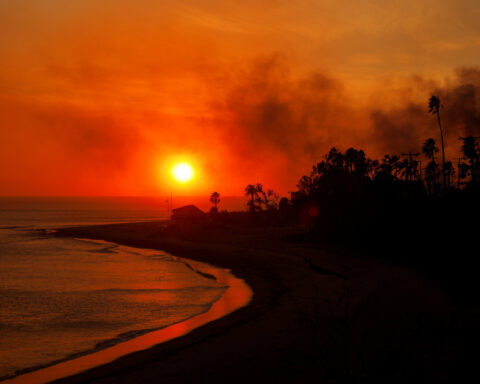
[172,162,194,183]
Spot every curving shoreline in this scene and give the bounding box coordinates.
[9,220,461,383]
[2,243,252,384]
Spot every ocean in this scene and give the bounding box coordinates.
[0,197,244,380]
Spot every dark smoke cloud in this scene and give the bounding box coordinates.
[440,68,480,137]
[215,57,480,174]
[370,104,432,155]
[4,53,479,195]
[210,55,366,186]
[370,67,480,158]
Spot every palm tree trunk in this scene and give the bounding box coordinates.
[437,110,447,188]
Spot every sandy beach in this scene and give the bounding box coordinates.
[3,249,251,384]
[19,220,472,383]
[3,0,480,381]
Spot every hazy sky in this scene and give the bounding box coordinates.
[1,0,479,196]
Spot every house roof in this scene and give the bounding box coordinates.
[172,205,205,215]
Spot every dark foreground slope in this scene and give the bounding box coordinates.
[51,221,477,383]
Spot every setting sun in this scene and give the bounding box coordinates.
[172,163,194,183]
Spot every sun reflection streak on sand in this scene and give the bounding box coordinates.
[4,258,252,384]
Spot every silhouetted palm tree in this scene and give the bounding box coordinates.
[428,96,446,188]
[368,159,379,178]
[210,191,220,209]
[443,161,455,187]
[383,155,401,179]
[398,158,409,181]
[254,183,265,207]
[399,158,419,182]
[422,138,438,163]
[458,161,470,186]
[460,135,479,184]
[422,138,439,188]
[245,184,259,212]
[263,189,279,210]
[424,161,437,194]
[411,159,419,180]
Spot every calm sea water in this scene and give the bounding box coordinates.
[0,197,244,380]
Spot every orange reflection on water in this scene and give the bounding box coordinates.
[5,258,252,384]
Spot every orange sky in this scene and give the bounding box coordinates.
[1,0,479,196]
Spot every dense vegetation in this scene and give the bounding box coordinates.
[208,97,480,298]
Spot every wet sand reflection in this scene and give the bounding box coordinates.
[5,257,252,384]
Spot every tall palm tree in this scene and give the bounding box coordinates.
[428,96,446,188]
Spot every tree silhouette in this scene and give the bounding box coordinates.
[460,135,479,184]
[244,184,257,212]
[244,184,278,212]
[424,161,437,194]
[297,175,314,195]
[344,148,370,178]
[210,191,220,209]
[443,161,455,188]
[422,138,439,191]
[458,161,470,186]
[377,154,401,179]
[428,96,447,188]
[422,138,438,163]
[254,183,265,208]
[399,153,420,182]
[345,148,357,174]
[262,189,279,210]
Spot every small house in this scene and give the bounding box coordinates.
[171,205,205,221]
